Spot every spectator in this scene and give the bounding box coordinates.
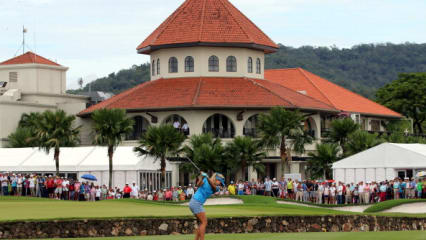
[123,183,132,198]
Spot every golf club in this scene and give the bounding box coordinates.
[184,157,201,173]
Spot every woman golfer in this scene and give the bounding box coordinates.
[189,172,225,240]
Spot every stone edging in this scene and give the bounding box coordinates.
[0,215,424,239]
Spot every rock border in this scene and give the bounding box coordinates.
[0,215,425,239]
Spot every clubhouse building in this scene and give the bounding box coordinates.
[0,0,402,189]
[78,0,401,186]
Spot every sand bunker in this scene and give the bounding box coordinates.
[182,198,243,206]
[382,202,426,214]
[276,201,369,213]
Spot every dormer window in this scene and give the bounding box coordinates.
[256,58,261,74]
[168,57,178,73]
[226,56,237,72]
[208,55,219,72]
[151,60,155,76]
[157,59,160,75]
[185,56,194,72]
[248,57,253,73]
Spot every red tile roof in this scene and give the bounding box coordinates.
[265,68,402,118]
[0,51,61,66]
[79,77,337,116]
[137,0,278,54]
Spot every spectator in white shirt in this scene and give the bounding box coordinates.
[131,182,139,199]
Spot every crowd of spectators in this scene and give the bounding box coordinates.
[1,173,425,204]
[224,177,426,204]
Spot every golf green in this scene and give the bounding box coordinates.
[0,196,424,222]
[0,196,347,221]
[51,231,426,240]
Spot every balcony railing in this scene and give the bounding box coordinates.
[203,128,235,138]
[243,128,258,138]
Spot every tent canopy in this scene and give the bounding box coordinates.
[332,143,426,169]
[0,146,172,172]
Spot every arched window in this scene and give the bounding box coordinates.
[226,56,237,72]
[126,116,150,140]
[247,57,253,73]
[208,55,219,72]
[156,59,160,75]
[185,56,194,72]
[304,117,317,138]
[202,114,235,138]
[168,57,178,73]
[256,58,261,74]
[151,60,155,76]
[243,114,259,137]
[164,114,189,136]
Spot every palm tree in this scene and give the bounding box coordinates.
[181,133,226,174]
[328,118,359,155]
[134,124,185,188]
[345,130,382,156]
[307,143,340,180]
[34,110,81,176]
[257,107,311,172]
[225,136,266,181]
[91,108,134,188]
[7,112,43,148]
[7,127,37,148]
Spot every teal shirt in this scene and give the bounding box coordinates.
[193,178,214,204]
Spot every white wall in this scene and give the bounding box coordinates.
[0,64,68,94]
[150,47,265,80]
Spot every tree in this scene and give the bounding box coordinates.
[307,143,340,180]
[327,118,359,155]
[376,73,426,134]
[181,133,227,174]
[34,110,80,176]
[345,130,382,156]
[7,112,43,148]
[257,107,311,172]
[7,127,37,148]
[225,136,266,181]
[92,108,134,188]
[134,124,185,188]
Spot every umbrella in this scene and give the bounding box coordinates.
[81,174,97,181]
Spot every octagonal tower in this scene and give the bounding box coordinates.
[137,0,278,81]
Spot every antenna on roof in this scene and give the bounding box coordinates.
[22,26,27,55]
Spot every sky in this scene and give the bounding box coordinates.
[1,0,426,90]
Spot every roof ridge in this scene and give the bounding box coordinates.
[198,0,207,42]
[301,69,401,116]
[80,80,154,115]
[259,78,338,110]
[297,68,337,109]
[266,68,300,72]
[247,78,295,106]
[219,0,254,43]
[148,0,193,47]
[192,77,203,106]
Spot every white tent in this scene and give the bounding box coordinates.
[332,143,426,183]
[0,146,178,190]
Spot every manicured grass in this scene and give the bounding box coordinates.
[0,196,346,222]
[50,231,426,240]
[364,199,426,213]
[0,196,424,222]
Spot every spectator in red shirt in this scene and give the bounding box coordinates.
[123,183,132,198]
[46,176,55,198]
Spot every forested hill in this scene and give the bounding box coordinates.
[68,43,426,98]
